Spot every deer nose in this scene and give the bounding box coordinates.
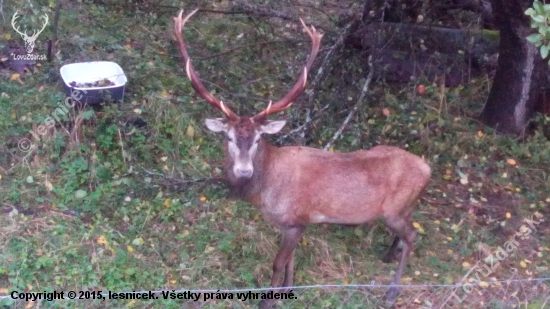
[236,169,253,178]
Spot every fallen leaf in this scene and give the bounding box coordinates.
[479,281,489,288]
[520,261,527,268]
[45,180,53,191]
[75,190,87,198]
[451,224,461,233]
[412,222,425,233]
[205,246,215,253]
[506,158,517,165]
[127,246,134,252]
[97,235,108,246]
[382,108,391,116]
[186,124,195,138]
[164,199,170,208]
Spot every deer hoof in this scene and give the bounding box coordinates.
[384,286,400,304]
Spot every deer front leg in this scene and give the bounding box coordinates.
[259,226,305,309]
[282,250,295,287]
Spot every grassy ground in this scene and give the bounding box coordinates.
[1,1,549,308]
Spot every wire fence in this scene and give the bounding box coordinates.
[1,277,549,308]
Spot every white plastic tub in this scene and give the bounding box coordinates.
[60,61,127,105]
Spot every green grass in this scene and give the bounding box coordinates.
[1,1,549,308]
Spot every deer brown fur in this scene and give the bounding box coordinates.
[173,9,431,309]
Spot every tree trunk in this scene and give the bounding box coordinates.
[480,0,547,135]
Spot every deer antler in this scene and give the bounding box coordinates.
[11,11,26,38]
[173,9,238,120]
[252,18,323,121]
[29,14,49,39]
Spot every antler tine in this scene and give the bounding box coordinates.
[253,18,323,121]
[173,9,238,120]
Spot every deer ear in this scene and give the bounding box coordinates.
[260,120,286,134]
[205,118,228,132]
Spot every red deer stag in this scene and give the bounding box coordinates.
[173,9,431,308]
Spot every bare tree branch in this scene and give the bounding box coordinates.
[48,0,62,62]
[232,0,328,33]
[141,168,223,190]
[0,0,5,23]
[197,39,299,60]
[276,103,331,143]
[277,19,356,143]
[323,54,373,151]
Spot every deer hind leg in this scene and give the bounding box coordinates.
[382,236,400,263]
[259,226,305,309]
[383,215,417,303]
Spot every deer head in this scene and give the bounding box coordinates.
[11,11,49,54]
[173,9,322,179]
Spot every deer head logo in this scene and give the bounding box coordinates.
[11,11,49,54]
